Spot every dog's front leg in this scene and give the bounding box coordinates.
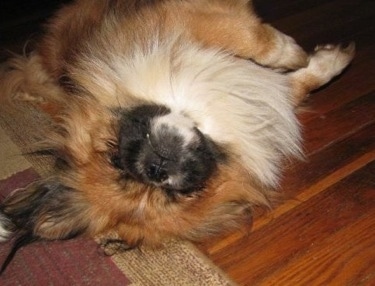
[289,43,355,106]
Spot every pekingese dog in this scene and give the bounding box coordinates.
[0,0,354,273]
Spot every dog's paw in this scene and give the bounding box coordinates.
[277,35,309,70]
[308,42,355,81]
[99,238,134,256]
[255,25,308,70]
[266,30,309,70]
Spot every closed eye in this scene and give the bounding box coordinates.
[110,153,124,170]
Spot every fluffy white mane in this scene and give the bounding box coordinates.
[79,35,302,187]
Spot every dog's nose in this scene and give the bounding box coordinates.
[146,163,168,182]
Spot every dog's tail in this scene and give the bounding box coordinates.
[0,231,37,275]
[290,43,355,106]
[0,179,90,274]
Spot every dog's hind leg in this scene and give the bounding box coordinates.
[187,1,308,70]
[289,43,355,106]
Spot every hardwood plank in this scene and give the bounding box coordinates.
[252,0,329,23]
[302,91,375,155]
[283,124,375,195]
[207,162,375,285]
[261,203,375,285]
[262,0,375,50]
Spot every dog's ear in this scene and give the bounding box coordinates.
[0,179,91,274]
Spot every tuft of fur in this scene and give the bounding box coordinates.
[0,0,354,273]
[0,214,13,243]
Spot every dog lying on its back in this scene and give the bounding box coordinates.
[0,0,354,273]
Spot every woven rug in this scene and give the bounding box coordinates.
[0,102,236,285]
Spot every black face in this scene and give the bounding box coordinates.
[114,105,223,195]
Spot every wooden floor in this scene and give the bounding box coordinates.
[196,0,375,285]
[1,1,374,285]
